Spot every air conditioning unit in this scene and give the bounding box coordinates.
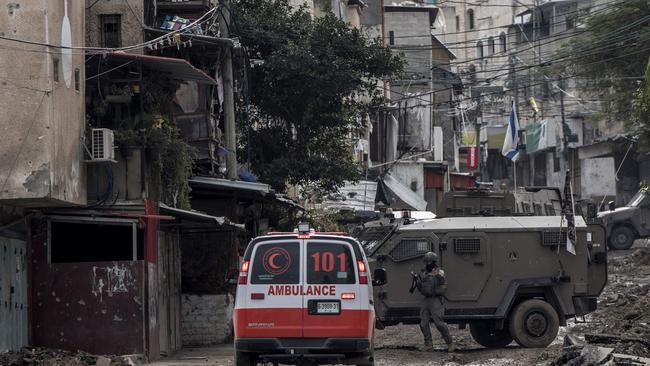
[91,128,115,161]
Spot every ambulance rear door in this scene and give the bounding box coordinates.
[245,240,303,338]
[303,239,368,338]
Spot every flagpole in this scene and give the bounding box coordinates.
[513,161,517,191]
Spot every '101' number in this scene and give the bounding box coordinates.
[311,252,346,272]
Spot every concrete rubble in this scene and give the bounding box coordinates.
[0,347,134,366]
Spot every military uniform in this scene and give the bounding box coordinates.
[416,252,454,352]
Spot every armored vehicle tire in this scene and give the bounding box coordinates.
[469,323,513,348]
[235,351,257,366]
[608,226,635,250]
[509,299,559,348]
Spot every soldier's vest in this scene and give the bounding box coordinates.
[419,273,438,298]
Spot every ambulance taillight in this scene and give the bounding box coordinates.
[357,260,368,284]
[238,260,250,285]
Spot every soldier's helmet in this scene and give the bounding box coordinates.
[423,251,438,264]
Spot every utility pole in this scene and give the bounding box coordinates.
[220,0,238,180]
[559,76,568,169]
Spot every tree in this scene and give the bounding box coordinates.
[557,0,650,136]
[231,0,403,193]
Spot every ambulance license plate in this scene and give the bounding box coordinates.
[316,301,340,314]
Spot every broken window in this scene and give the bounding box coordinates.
[49,220,143,263]
[487,37,495,55]
[467,9,475,30]
[53,58,59,82]
[100,14,122,48]
[74,68,80,91]
[499,32,507,53]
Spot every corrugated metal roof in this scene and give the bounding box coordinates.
[159,203,245,230]
[107,52,217,85]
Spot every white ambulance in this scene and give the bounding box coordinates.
[233,224,375,366]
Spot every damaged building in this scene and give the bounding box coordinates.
[0,0,301,360]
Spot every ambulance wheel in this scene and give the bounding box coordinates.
[509,299,559,348]
[235,351,257,366]
[469,323,513,348]
[608,226,635,250]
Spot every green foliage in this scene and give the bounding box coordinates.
[114,116,196,210]
[636,58,650,152]
[233,0,403,193]
[557,0,650,131]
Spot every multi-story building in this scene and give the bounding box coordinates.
[0,0,301,358]
[433,0,647,206]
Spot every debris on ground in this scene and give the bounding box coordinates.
[0,347,132,366]
[550,242,650,366]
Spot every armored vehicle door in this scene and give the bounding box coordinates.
[377,231,440,310]
[439,232,491,301]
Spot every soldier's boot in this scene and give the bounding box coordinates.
[423,341,433,352]
[446,341,456,353]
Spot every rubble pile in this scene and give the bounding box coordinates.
[0,347,131,366]
[551,243,650,365]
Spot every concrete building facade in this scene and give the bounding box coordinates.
[0,0,86,207]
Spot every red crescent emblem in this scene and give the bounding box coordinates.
[268,253,281,270]
[262,247,291,275]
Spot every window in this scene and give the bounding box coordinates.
[476,41,483,59]
[52,58,59,82]
[388,31,395,46]
[454,238,481,253]
[499,32,507,53]
[467,9,475,30]
[389,239,430,261]
[307,242,355,285]
[100,14,121,48]
[487,37,495,56]
[456,15,460,31]
[49,220,143,263]
[250,242,300,284]
[74,68,80,91]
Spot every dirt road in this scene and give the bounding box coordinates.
[3,241,648,366]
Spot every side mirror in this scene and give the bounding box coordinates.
[225,269,239,286]
[608,201,616,211]
[372,268,387,286]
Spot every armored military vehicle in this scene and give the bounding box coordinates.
[358,214,607,349]
[437,187,563,218]
[598,188,650,250]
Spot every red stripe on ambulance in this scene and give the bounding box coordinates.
[234,308,373,338]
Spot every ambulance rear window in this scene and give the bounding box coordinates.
[250,242,300,284]
[307,242,355,284]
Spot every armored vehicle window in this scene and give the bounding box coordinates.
[307,242,355,284]
[454,238,481,253]
[542,231,566,246]
[357,226,393,254]
[250,242,300,284]
[389,239,430,261]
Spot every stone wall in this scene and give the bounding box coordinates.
[181,294,233,346]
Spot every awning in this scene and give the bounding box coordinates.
[189,176,271,195]
[189,176,304,210]
[159,203,245,230]
[377,173,428,211]
[108,52,217,85]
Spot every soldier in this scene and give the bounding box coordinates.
[415,251,455,352]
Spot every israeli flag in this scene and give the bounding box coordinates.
[502,100,520,162]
